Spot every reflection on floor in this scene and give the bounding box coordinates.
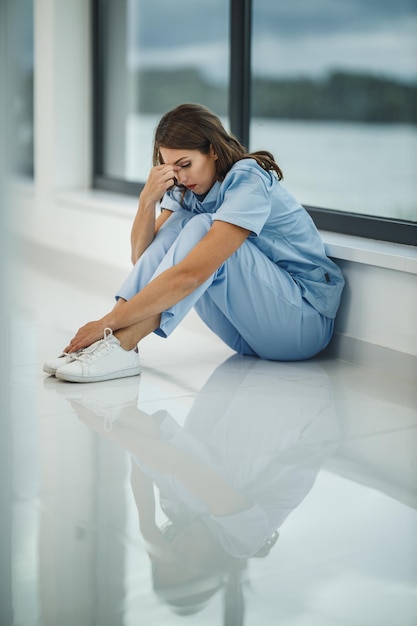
[3,258,417,626]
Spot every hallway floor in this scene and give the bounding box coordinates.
[3,250,417,626]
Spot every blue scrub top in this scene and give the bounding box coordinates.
[161,158,344,319]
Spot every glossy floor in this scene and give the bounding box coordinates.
[3,257,417,626]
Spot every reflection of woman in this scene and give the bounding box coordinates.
[72,356,339,616]
[44,103,344,383]
[129,446,247,616]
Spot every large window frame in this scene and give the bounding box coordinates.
[92,0,416,246]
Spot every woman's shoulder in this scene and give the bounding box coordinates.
[230,157,264,173]
[224,158,275,189]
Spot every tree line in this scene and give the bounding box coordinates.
[136,68,417,124]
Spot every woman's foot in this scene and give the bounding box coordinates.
[54,328,141,383]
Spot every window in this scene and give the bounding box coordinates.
[251,0,417,243]
[93,0,417,245]
[94,0,229,193]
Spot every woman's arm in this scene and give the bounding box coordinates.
[131,206,172,266]
[66,220,250,351]
[109,220,250,332]
[130,164,178,264]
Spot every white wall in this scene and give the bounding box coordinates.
[330,256,416,379]
[335,259,416,354]
[34,0,91,192]
[11,0,417,381]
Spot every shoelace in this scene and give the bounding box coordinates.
[61,347,87,357]
[73,328,115,363]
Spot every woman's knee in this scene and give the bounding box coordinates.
[181,213,212,237]
[169,214,212,258]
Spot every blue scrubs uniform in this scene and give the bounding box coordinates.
[117,159,344,361]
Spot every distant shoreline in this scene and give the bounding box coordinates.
[135,68,417,125]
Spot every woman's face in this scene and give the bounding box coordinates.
[159,147,218,195]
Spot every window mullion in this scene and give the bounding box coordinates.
[229,0,252,148]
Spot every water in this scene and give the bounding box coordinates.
[125,115,417,223]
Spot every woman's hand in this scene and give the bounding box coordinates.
[63,319,109,353]
[141,164,179,207]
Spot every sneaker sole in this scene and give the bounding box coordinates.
[55,367,141,383]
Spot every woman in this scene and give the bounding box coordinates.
[44,103,344,382]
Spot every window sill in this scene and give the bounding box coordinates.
[57,189,417,275]
[321,230,417,275]
[11,182,417,275]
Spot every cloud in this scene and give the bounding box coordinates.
[252,17,417,81]
[128,15,417,84]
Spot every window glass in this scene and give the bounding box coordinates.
[101,0,229,183]
[251,0,417,222]
[12,0,34,177]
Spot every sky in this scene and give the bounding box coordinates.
[13,0,417,83]
[128,0,417,83]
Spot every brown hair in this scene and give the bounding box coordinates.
[153,103,283,181]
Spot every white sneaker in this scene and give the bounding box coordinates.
[43,352,78,376]
[55,328,141,383]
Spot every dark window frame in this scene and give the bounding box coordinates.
[92,0,416,246]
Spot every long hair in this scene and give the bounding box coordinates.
[153,103,283,181]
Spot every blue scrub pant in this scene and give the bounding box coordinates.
[116,209,333,361]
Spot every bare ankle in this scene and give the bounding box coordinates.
[116,336,138,352]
